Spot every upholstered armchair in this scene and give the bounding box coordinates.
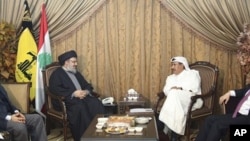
[0,82,31,141]
[155,61,219,141]
[42,62,68,141]
[43,62,100,141]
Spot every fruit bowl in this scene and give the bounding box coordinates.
[135,117,149,124]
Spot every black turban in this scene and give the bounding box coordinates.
[58,50,77,65]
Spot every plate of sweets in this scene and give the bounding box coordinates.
[105,126,127,134]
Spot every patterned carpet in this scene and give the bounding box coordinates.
[47,128,73,141]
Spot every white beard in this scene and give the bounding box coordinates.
[65,67,77,74]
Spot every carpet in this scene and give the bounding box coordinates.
[47,128,73,141]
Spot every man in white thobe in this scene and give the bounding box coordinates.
[159,56,203,141]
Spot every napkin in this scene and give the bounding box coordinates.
[130,108,154,113]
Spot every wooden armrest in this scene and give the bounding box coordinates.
[45,88,67,113]
[157,91,165,99]
[92,91,101,97]
[188,89,215,114]
[48,92,66,101]
[191,88,214,101]
[154,91,166,113]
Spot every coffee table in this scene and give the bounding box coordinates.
[81,114,159,141]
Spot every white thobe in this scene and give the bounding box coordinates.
[159,69,203,135]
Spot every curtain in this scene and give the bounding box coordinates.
[159,0,250,51]
[51,0,243,113]
[0,0,246,113]
[0,0,107,41]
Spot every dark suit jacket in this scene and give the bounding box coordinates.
[225,84,250,114]
[0,84,18,130]
[234,84,250,98]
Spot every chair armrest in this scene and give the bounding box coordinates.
[157,91,165,99]
[45,87,67,115]
[154,91,166,114]
[190,92,212,101]
[48,91,66,101]
[188,86,215,115]
[92,91,101,98]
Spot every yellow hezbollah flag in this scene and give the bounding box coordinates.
[15,28,37,100]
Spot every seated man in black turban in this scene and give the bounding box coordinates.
[49,50,105,141]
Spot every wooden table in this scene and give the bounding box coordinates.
[118,96,147,114]
[103,102,118,115]
[81,114,159,141]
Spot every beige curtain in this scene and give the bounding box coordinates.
[160,0,250,51]
[0,0,246,113]
[0,0,107,40]
[51,0,243,113]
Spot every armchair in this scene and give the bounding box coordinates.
[42,62,68,141]
[155,61,219,141]
[0,82,31,141]
[1,82,31,113]
[42,62,100,141]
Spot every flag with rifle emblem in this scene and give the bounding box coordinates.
[15,0,37,101]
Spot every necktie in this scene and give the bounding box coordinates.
[232,89,250,118]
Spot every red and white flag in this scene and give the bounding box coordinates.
[35,3,52,115]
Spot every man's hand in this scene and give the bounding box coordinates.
[74,90,88,99]
[219,91,231,105]
[11,113,26,123]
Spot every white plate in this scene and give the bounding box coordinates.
[128,127,143,132]
[96,123,105,129]
[97,117,108,123]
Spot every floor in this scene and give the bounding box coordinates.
[47,128,73,141]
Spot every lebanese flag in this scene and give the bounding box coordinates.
[35,3,52,116]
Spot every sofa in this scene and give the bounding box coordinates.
[0,82,31,141]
